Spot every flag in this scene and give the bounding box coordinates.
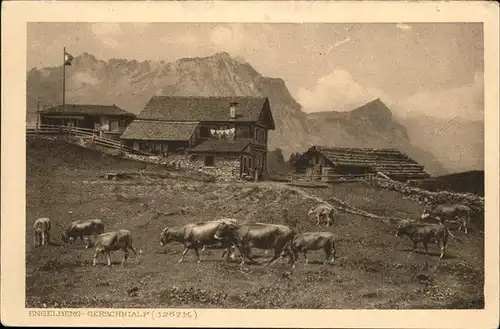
[64,51,74,66]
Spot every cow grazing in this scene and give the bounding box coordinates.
[308,203,336,227]
[33,217,51,247]
[289,232,337,266]
[61,219,105,248]
[160,219,238,263]
[421,203,471,234]
[88,229,137,266]
[214,222,295,267]
[395,221,451,260]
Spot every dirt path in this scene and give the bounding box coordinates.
[229,181,393,223]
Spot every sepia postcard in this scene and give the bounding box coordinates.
[1,0,499,328]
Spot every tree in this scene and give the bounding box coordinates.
[288,152,300,165]
[267,148,287,175]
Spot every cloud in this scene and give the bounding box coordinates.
[73,72,100,86]
[297,69,390,113]
[209,24,244,55]
[395,71,484,121]
[297,69,484,121]
[396,23,412,30]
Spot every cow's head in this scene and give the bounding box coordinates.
[160,228,170,246]
[420,204,433,220]
[61,232,70,243]
[214,221,232,240]
[307,208,315,216]
[85,235,97,248]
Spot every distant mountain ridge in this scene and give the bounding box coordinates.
[27,51,482,175]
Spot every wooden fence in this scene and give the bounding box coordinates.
[26,124,152,156]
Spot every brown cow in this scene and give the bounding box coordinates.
[33,217,51,247]
[214,222,296,267]
[160,219,238,263]
[395,221,452,260]
[308,203,336,227]
[421,203,471,234]
[289,232,337,266]
[87,229,137,266]
[61,219,105,248]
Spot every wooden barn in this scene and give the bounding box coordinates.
[292,146,430,182]
[120,96,275,180]
[37,103,136,140]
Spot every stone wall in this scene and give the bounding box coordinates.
[368,177,485,221]
[188,154,241,181]
[122,152,241,182]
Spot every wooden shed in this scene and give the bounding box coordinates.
[292,146,430,182]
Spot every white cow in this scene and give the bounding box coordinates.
[33,217,51,247]
[308,203,336,227]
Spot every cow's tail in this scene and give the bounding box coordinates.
[444,225,455,238]
[444,225,464,244]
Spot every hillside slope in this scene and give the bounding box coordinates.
[27,52,447,174]
[26,138,484,309]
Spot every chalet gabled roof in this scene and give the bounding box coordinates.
[120,120,198,141]
[39,104,136,117]
[137,96,275,129]
[295,145,430,179]
[189,138,252,154]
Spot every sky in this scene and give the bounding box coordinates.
[27,22,484,121]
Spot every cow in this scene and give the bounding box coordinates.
[33,217,51,247]
[308,203,336,227]
[61,219,105,248]
[395,221,452,260]
[87,229,137,266]
[213,221,296,267]
[288,232,337,266]
[421,203,471,234]
[160,218,238,263]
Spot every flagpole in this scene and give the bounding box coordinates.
[63,47,66,112]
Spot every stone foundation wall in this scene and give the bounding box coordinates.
[123,152,241,181]
[187,154,241,181]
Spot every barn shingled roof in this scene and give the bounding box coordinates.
[137,96,274,128]
[120,120,198,141]
[297,145,430,180]
[190,138,252,153]
[39,104,136,117]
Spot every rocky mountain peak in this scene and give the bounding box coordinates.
[26,52,448,174]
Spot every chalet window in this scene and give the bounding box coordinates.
[236,126,252,138]
[204,155,215,167]
[257,129,265,143]
[110,120,119,131]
